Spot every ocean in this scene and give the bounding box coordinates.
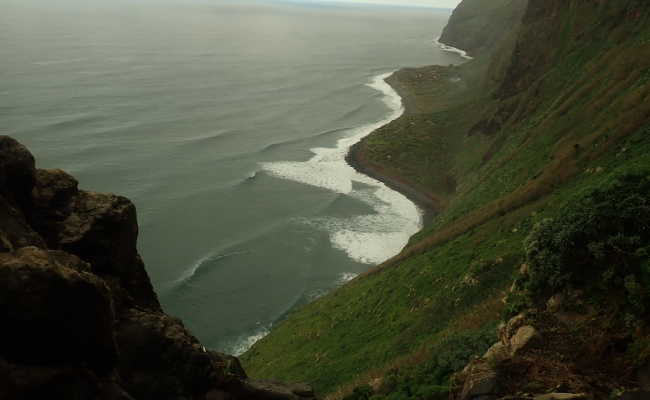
[1,0,464,354]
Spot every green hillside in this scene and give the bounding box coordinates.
[242,1,650,398]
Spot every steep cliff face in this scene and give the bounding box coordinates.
[438,0,527,57]
[0,136,316,400]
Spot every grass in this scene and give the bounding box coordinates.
[242,1,650,397]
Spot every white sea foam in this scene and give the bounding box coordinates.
[261,72,422,265]
[434,36,473,60]
[228,325,271,356]
[337,272,359,285]
[307,288,328,301]
[173,250,249,286]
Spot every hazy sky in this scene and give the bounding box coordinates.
[293,0,462,9]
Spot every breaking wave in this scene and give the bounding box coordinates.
[261,72,422,265]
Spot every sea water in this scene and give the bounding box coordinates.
[1,0,465,354]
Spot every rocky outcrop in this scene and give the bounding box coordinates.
[0,136,316,400]
[0,247,116,374]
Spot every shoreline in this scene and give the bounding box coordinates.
[345,133,440,227]
[345,71,443,227]
[345,40,473,228]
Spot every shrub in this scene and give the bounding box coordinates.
[519,170,650,317]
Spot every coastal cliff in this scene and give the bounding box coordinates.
[438,0,527,58]
[243,0,650,399]
[0,135,315,400]
[4,0,650,399]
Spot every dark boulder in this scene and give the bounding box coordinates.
[57,191,160,311]
[115,309,240,400]
[0,136,36,210]
[0,247,117,374]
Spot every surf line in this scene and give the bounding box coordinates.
[261,72,423,265]
[224,72,425,356]
[434,36,473,60]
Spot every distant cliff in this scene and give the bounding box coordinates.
[438,0,527,57]
[0,136,316,400]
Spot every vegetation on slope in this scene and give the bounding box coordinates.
[242,0,650,398]
[438,0,527,57]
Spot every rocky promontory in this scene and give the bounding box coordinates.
[0,136,315,400]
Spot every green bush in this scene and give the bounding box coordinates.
[343,326,495,400]
[520,171,650,316]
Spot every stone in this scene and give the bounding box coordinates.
[0,361,102,400]
[459,362,498,400]
[509,325,539,356]
[56,190,160,311]
[370,377,383,392]
[483,342,509,363]
[546,293,565,313]
[32,168,79,209]
[500,313,526,344]
[30,169,80,246]
[618,390,650,400]
[0,247,117,374]
[0,195,45,250]
[115,309,226,399]
[290,383,315,397]
[0,136,36,209]
[534,393,587,400]
[0,136,314,400]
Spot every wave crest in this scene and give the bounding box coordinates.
[260,72,422,265]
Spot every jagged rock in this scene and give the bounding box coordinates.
[509,325,539,356]
[0,358,100,400]
[57,191,137,273]
[0,247,117,374]
[546,293,564,313]
[499,313,526,344]
[32,168,79,209]
[459,362,498,400]
[0,135,317,400]
[483,342,509,363]
[0,357,135,400]
[534,393,587,400]
[618,390,650,400]
[0,136,36,209]
[115,308,238,400]
[369,377,383,392]
[55,190,160,310]
[0,195,45,250]
[30,169,79,245]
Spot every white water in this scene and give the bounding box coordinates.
[434,36,473,60]
[261,72,423,265]
[229,325,272,356]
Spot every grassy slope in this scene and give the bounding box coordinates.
[242,0,650,397]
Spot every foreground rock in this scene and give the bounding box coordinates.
[0,136,316,400]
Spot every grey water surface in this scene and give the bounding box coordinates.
[1,0,462,354]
